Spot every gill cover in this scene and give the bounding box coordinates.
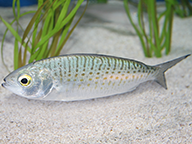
[26,67,53,98]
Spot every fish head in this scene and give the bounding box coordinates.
[2,63,53,99]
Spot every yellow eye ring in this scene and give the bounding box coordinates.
[18,74,32,87]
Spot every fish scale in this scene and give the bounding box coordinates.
[32,54,156,101]
[2,54,190,101]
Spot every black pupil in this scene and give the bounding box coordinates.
[21,78,28,84]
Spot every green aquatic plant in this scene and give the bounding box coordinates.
[174,0,192,17]
[1,0,87,71]
[123,0,175,58]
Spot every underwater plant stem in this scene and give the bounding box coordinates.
[38,12,56,60]
[159,11,168,47]
[123,0,148,57]
[14,37,19,70]
[181,0,187,16]
[148,0,161,57]
[49,1,70,57]
[140,1,152,57]
[13,0,20,70]
[185,0,192,15]
[145,0,155,57]
[165,1,174,55]
[55,0,89,56]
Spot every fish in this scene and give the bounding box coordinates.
[1,54,190,101]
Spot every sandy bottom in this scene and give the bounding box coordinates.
[0,2,192,143]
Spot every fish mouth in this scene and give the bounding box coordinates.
[2,78,8,88]
[1,83,6,88]
[2,81,12,90]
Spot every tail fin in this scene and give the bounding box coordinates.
[155,54,191,89]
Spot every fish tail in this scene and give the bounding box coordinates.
[155,54,191,89]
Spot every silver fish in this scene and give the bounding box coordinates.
[2,54,190,101]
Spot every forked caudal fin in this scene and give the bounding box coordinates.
[154,54,191,89]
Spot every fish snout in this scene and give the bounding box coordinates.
[2,77,8,88]
[2,78,6,88]
[1,83,6,88]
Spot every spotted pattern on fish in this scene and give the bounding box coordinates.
[32,54,158,100]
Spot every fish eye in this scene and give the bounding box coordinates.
[18,74,32,87]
